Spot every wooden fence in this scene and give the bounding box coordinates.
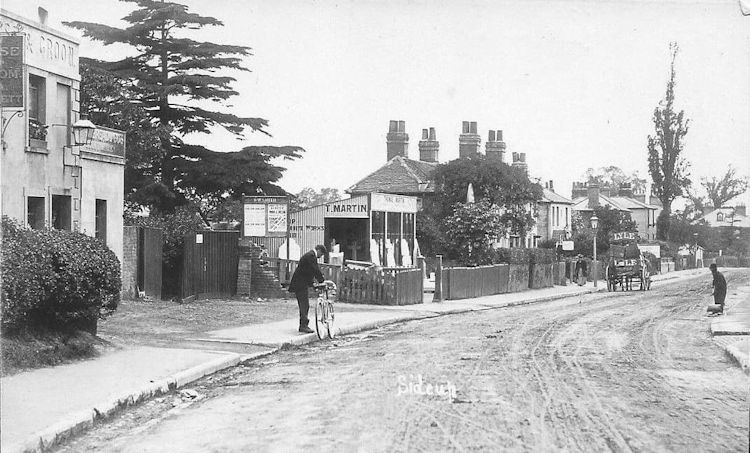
[441,265,509,300]
[339,266,423,305]
[266,258,423,305]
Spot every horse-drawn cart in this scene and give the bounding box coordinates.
[605,232,652,291]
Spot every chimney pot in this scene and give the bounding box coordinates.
[398,120,405,132]
[462,121,470,133]
[497,130,503,141]
[429,127,436,140]
[389,120,398,132]
[470,122,477,133]
[488,130,496,142]
[549,180,554,191]
[38,7,48,25]
[422,129,429,140]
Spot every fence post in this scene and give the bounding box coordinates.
[433,255,443,302]
[417,256,426,279]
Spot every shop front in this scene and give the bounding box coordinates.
[289,192,418,267]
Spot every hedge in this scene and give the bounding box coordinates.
[1,217,120,334]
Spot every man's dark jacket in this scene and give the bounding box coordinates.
[288,250,324,293]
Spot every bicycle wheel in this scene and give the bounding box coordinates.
[314,299,327,339]
[326,302,335,339]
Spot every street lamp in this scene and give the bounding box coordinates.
[71,117,96,146]
[591,215,599,287]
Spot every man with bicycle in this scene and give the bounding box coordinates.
[288,245,327,333]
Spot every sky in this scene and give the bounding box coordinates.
[4,0,750,207]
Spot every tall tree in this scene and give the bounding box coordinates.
[66,0,302,212]
[647,43,692,240]
[289,187,343,211]
[583,166,647,194]
[701,166,748,209]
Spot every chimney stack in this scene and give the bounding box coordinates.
[618,182,633,198]
[588,183,600,209]
[418,127,439,163]
[548,180,554,192]
[735,204,746,217]
[572,182,588,199]
[386,120,409,160]
[485,129,506,161]
[511,152,528,175]
[459,121,480,158]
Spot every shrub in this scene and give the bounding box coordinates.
[1,217,120,335]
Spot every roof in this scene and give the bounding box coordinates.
[694,207,750,228]
[347,156,437,195]
[540,189,574,204]
[572,195,658,212]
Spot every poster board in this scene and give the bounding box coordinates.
[243,196,289,237]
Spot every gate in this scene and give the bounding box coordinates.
[181,231,240,300]
[138,226,163,299]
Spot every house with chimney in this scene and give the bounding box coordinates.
[347,120,574,249]
[571,182,661,240]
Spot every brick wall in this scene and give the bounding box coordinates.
[237,238,286,298]
[122,226,138,298]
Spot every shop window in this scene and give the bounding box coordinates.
[29,75,47,141]
[387,212,402,266]
[52,195,71,230]
[95,199,107,242]
[27,197,45,230]
[371,211,385,264]
[402,212,415,260]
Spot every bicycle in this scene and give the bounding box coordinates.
[313,280,337,339]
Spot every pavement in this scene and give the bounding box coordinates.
[0,267,744,453]
[709,276,750,374]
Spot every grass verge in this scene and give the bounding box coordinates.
[1,329,111,377]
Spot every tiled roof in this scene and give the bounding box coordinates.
[347,156,437,194]
[540,189,574,204]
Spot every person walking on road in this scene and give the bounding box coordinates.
[709,263,727,313]
[288,245,327,333]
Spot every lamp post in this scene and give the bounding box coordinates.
[591,214,599,287]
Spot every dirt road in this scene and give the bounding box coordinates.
[55,271,750,452]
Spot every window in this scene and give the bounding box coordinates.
[55,83,71,145]
[717,213,724,222]
[565,207,569,227]
[52,195,71,230]
[95,199,107,242]
[28,75,46,141]
[27,197,45,230]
